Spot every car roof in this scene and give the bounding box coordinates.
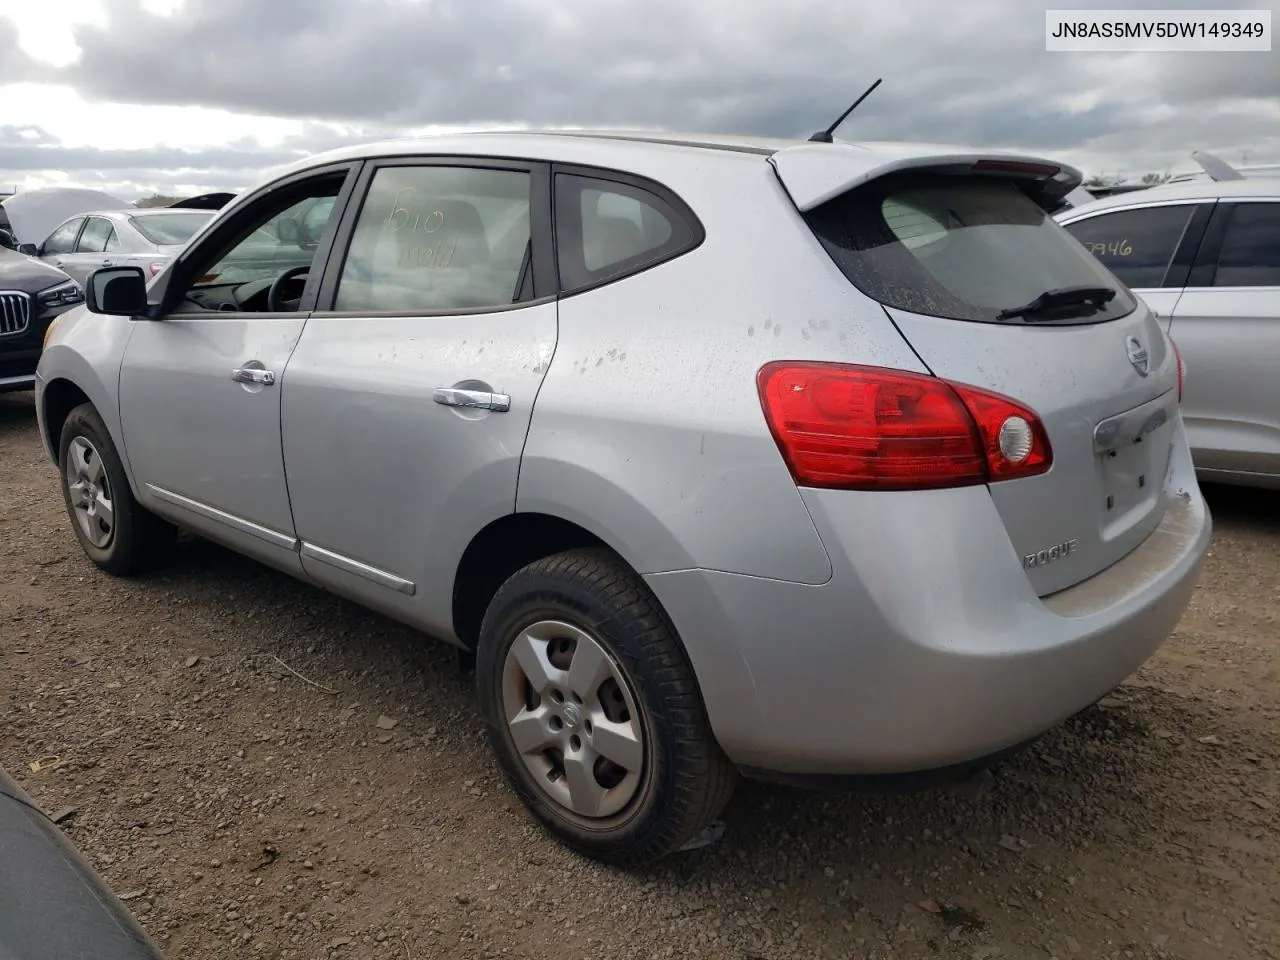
[63,207,214,224]
[1057,177,1280,218]
[127,207,216,216]
[267,128,1073,179]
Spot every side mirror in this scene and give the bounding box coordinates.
[17,242,39,256]
[276,217,302,245]
[87,266,148,316]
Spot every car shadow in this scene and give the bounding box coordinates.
[145,535,1251,857]
[50,505,1265,958]
[0,390,36,437]
[1201,481,1280,534]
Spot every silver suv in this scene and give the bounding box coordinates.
[36,131,1211,864]
[1056,174,1280,488]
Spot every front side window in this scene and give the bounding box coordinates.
[42,219,83,255]
[175,175,344,313]
[77,217,117,254]
[1213,203,1280,287]
[334,165,531,313]
[1063,204,1198,289]
[555,174,698,292]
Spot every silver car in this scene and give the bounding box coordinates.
[33,208,214,285]
[1056,178,1280,488]
[35,131,1211,864]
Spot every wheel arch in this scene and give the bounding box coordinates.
[451,512,612,650]
[40,377,94,462]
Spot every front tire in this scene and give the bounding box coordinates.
[476,548,736,865]
[57,403,175,576]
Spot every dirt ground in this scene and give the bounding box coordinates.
[1,390,1277,960]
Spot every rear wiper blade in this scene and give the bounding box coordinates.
[996,285,1117,322]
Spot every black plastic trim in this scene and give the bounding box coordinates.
[738,734,1042,794]
[311,156,555,317]
[1187,201,1236,288]
[1163,201,1216,289]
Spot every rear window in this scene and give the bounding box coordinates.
[806,174,1137,325]
[129,212,213,246]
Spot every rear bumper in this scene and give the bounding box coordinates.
[646,424,1211,776]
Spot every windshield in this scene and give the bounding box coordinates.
[129,212,213,246]
[805,174,1137,325]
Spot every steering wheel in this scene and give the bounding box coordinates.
[268,265,311,312]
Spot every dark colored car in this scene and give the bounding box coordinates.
[0,765,165,960]
[0,248,85,393]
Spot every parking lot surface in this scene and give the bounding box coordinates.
[1,391,1277,960]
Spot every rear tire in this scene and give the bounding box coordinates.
[57,403,176,576]
[476,547,736,865]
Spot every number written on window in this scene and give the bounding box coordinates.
[1064,205,1197,289]
[1083,239,1133,258]
[334,166,532,313]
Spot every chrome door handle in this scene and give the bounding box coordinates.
[433,387,510,412]
[231,367,276,386]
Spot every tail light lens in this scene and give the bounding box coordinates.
[757,362,1052,491]
[148,262,166,277]
[1169,337,1185,403]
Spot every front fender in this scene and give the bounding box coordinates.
[36,311,138,495]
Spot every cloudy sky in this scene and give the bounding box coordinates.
[0,0,1276,200]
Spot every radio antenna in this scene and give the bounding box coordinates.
[807,78,883,143]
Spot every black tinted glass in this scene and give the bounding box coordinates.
[1064,205,1195,289]
[1214,203,1280,287]
[808,174,1135,324]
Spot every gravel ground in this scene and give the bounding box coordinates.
[2,390,1277,960]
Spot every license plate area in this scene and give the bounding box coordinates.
[1094,391,1177,538]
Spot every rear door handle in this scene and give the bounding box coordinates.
[231,367,276,386]
[433,387,510,412]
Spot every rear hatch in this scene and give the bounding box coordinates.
[772,143,1181,596]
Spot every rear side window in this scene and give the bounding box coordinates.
[76,217,117,253]
[1213,203,1280,287]
[555,174,700,293]
[1063,205,1197,288]
[334,165,531,313]
[806,174,1137,325]
[130,212,213,246]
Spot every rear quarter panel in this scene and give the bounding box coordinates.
[518,153,929,583]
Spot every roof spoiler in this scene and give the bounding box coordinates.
[769,143,1083,213]
[1190,150,1245,182]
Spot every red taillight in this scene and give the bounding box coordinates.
[1169,337,1185,403]
[756,362,1052,491]
[148,262,165,277]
